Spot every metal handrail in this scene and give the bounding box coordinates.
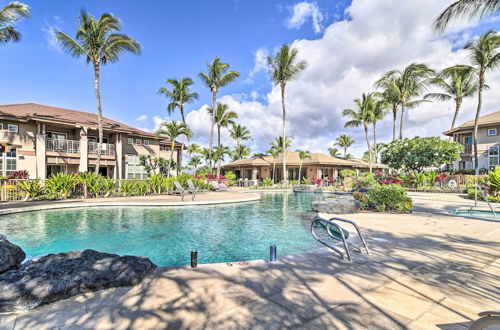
[311,216,371,262]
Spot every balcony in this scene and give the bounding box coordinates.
[46,139,80,154]
[463,143,473,154]
[88,142,116,156]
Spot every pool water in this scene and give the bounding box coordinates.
[453,209,500,219]
[0,192,327,267]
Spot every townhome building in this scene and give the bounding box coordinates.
[443,110,500,170]
[0,103,183,179]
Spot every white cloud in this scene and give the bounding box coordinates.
[185,0,500,158]
[136,114,148,121]
[42,16,63,53]
[285,2,324,33]
[245,47,270,83]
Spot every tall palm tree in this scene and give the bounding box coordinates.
[199,57,240,162]
[188,156,202,175]
[228,123,251,148]
[267,148,280,182]
[375,63,434,139]
[270,136,292,154]
[0,1,30,44]
[267,44,307,182]
[335,134,355,158]
[433,0,500,34]
[296,150,311,182]
[465,30,500,172]
[213,145,230,177]
[343,93,376,172]
[56,10,141,173]
[371,97,389,162]
[207,102,238,175]
[232,144,251,161]
[201,147,214,172]
[158,77,199,168]
[186,143,202,155]
[156,121,192,178]
[425,65,479,130]
[328,147,340,157]
[374,78,400,141]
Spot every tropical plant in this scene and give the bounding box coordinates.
[45,173,79,199]
[186,143,202,155]
[139,155,159,176]
[188,156,202,174]
[433,0,500,34]
[340,169,356,178]
[147,173,166,194]
[328,147,340,157]
[465,30,500,172]
[232,144,251,161]
[375,63,434,139]
[56,10,141,172]
[296,149,311,182]
[199,56,240,161]
[267,44,307,181]
[368,184,412,212]
[101,177,117,197]
[78,171,103,197]
[261,177,274,188]
[7,170,29,179]
[343,93,376,172]
[213,145,231,177]
[224,171,237,186]
[270,136,292,153]
[335,134,355,158]
[487,167,500,196]
[201,147,214,172]
[375,78,401,141]
[207,102,238,147]
[156,121,192,178]
[0,1,30,44]
[158,77,199,167]
[17,179,43,200]
[425,65,478,130]
[371,96,389,162]
[301,177,311,185]
[228,123,251,148]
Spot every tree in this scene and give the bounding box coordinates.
[229,123,251,148]
[213,145,230,177]
[201,147,214,172]
[381,137,464,173]
[0,1,30,44]
[425,65,478,130]
[465,30,500,173]
[343,93,376,172]
[156,121,192,178]
[232,144,250,161]
[375,63,434,139]
[188,156,202,175]
[328,147,340,157]
[270,136,292,153]
[186,143,202,155]
[375,78,401,141]
[56,10,141,173]
[207,102,238,175]
[267,44,307,182]
[267,148,280,182]
[433,0,500,34]
[296,150,311,182]
[199,57,239,165]
[335,134,355,158]
[371,97,389,162]
[158,77,198,168]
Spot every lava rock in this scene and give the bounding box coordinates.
[0,249,157,312]
[311,195,361,215]
[0,237,26,274]
[292,185,323,193]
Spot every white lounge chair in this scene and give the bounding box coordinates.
[173,181,196,201]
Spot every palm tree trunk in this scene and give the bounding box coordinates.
[281,86,287,182]
[217,125,221,177]
[373,122,378,163]
[93,62,103,175]
[168,140,175,179]
[179,105,186,173]
[344,146,347,158]
[399,104,405,140]
[392,104,397,141]
[299,162,303,183]
[272,161,276,182]
[208,89,217,174]
[451,99,461,130]
[473,72,484,174]
[364,123,372,173]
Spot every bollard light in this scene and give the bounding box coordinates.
[270,245,277,262]
[191,250,198,268]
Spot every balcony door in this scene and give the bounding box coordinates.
[46,132,67,140]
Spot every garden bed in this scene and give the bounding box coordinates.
[407,188,466,194]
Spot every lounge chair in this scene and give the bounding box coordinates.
[219,182,229,191]
[187,179,199,193]
[173,181,196,202]
[210,181,221,191]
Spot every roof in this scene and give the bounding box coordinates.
[443,110,500,135]
[223,150,387,169]
[0,103,179,145]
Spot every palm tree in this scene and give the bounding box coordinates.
[371,97,389,162]
[343,93,376,172]
[328,147,340,157]
[465,30,500,173]
[56,10,141,173]
[270,136,292,153]
[188,156,202,175]
[207,103,238,175]
[374,78,400,141]
[335,134,355,158]
[268,44,307,182]
[375,63,434,139]
[158,77,199,167]
[0,1,30,44]
[156,121,192,178]
[213,145,230,177]
[229,123,251,148]
[186,143,202,155]
[201,147,214,172]
[232,144,251,161]
[425,65,479,131]
[433,0,500,34]
[199,57,240,162]
[296,150,311,182]
[267,148,280,182]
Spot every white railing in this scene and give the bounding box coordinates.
[46,139,80,154]
[88,142,116,156]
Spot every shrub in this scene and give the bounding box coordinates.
[378,178,404,186]
[7,170,29,180]
[17,179,44,200]
[368,184,412,213]
[224,171,237,186]
[353,191,369,209]
[340,169,356,178]
[148,173,167,194]
[78,172,104,198]
[290,180,299,185]
[356,173,377,190]
[301,177,311,184]
[45,173,79,199]
[101,178,118,197]
[261,177,273,187]
[487,167,500,196]
[311,177,322,186]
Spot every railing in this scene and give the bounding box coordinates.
[46,139,80,154]
[88,142,116,156]
[463,143,473,154]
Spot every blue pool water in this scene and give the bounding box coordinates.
[0,193,327,267]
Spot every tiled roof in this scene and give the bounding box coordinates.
[443,110,500,135]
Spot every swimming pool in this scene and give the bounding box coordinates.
[453,209,500,219]
[0,192,327,267]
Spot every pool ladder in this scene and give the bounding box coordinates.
[311,216,371,262]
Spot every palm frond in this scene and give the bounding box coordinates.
[433,0,500,34]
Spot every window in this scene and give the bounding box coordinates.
[464,136,473,144]
[8,124,18,133]
[127,137,134,145]
[160,145,168,151]
[489,146,499,167]
[488,128,497,136]
[46,132,67,140]
[88,136,109,143]
[3,148,17,176]
[143,140,150,146]
[0,123,3,130]
[135,139,142,145]
[126,154,147,179]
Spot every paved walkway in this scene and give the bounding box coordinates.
[0,193,499,329]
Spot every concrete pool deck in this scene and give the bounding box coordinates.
[0,192,499,329]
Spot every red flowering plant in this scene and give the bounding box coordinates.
[207,173,216,180]
[7,170,29,180]
[217,175,226,184]
[374,170,384,180]
[378,178,404,186]
[353,191,369,209]
[311,177,323,186]
[434,173,447,184]
[327,176,334,183]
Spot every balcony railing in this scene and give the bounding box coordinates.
[46,139,80,154]
[463,143,473,154]
[88,142,116,156]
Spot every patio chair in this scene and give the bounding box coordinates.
[210,181,221,191]
[187,179,199,193]
[173,181,196,202]
[219,183,229,191]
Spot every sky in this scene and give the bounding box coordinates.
[3,0,500,158]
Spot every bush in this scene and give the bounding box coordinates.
[487,167,500,196]
[225,171,237,186]
[45,173,79,199]
[340,169,356,178]
[17,179,44,200]
[368,184,412,212]
[261,177,273,188]
[356,173,377,190]
[7,170,29,180]
[301,177,311,184]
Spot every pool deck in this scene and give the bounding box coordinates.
[0,192,499,329]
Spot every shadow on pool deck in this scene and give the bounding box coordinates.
[4,221,499,330]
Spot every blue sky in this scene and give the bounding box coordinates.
[3,0,500,156]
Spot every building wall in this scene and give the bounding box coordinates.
[452,125,500,170]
